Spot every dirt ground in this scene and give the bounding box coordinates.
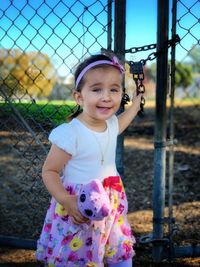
[0,105,200,266]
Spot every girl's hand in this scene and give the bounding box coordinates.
[118,91,144,134]
[64,195,89,225]
[131,91,143,113]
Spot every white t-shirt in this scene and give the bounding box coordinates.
[49,115,119,184]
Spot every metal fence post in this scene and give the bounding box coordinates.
[107,0,112,51]
[152,0,169,261]
[114,0,126,177]
[167,0,177,258]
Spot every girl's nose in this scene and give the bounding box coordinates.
[101,89,111,101]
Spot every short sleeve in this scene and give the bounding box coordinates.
[48,123,77,156]
[107,115,119,135]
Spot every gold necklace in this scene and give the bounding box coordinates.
[92,127,110,165]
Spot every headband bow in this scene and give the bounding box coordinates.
[111,56,125,73]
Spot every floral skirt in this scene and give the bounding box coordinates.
[36,176,136,267]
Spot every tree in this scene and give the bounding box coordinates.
[188,45,200,73]
[145,61,193,88]
[0,49,56,98]
[175,62,192,89]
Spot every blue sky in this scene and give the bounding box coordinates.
[126,0,200,63]
[0,0,199,78]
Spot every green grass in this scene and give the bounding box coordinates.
[0,100,77,125]
[1,98,199,125]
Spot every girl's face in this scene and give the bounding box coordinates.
[74,66,123,123]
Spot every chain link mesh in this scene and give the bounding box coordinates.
[169,0,200,249]
[0,0,199,260]
[0,0,113,239]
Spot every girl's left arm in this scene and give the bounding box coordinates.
[117,93,142,134]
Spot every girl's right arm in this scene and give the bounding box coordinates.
[42,144,88,224]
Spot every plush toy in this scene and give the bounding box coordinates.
[77,179,111,221]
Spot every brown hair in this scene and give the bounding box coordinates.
[70,54,129,119]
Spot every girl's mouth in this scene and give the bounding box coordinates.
[97,106,111,112]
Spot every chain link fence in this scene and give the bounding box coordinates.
[0,0,113,241]
[0,0,199,262]
[167,0,200,253]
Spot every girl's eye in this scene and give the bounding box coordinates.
[111,88,120,92]
[92,88,102,92]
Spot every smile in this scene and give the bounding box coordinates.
[97,106,112,110]
[97,107,112,113]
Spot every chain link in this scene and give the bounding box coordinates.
[127,34,180,116]
[127,34,180,65]
[128,61,145,116]
[125,43,157,54]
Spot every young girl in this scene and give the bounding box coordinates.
[36,54,142,267]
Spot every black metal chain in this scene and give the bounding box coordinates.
[125,43,156,54]
[127,34,180,117]
[101,35,180,116]
[126,34,180,65]
[129,61,146,117]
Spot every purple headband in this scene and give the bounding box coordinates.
[75,56,125,88]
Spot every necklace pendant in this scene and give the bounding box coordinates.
[101,158,104,165]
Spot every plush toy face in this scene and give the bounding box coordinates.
[77,179,111,221]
